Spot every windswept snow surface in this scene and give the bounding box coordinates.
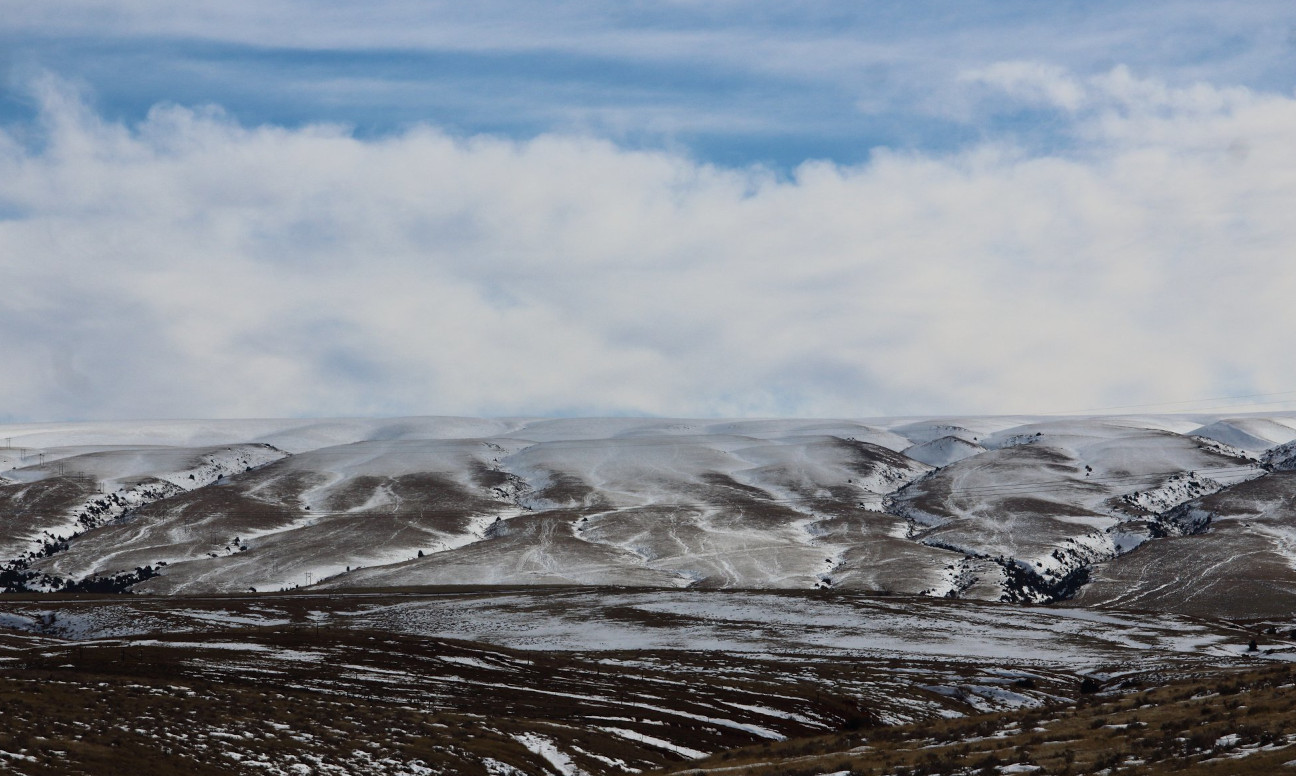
[1077,469,1296,617]
[336,589,1256,667]
[1188,418,1296,455]
[0,589,1264,667]
[903,436,987,467]
[0,444,287,573]
[1,413,1295,615]
[889,418,1265,603]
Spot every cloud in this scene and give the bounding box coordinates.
[1,68,1296,421]
[960,62,1088,111]
[960,61,1263,119]
[6,2,1296,169]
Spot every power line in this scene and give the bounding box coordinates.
[1043,389,1296,415]
[6,405,1296,466]
[1137,397,1296,414]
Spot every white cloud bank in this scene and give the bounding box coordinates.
[2,69,1295,421]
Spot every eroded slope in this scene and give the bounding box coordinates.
[1,414,1295,615]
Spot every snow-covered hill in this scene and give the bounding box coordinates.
[2,413,1295,617]
[887,419,1263,602]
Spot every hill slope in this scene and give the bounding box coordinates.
[0,414,1293,617]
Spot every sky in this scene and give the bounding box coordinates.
[3,1,1296,421]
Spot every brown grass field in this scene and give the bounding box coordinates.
[0,588,1288,775]
[663,663,1296,775]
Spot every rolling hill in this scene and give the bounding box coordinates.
[1,413,1294,618]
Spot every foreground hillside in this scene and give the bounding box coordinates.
[664,661,1296,776]
[0,589,1287,775]
[1,414,1295,617]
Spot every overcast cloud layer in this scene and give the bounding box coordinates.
[2,4,1296,421]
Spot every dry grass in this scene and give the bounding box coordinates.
[658,663,1296,776]
[0,589,1284,775]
